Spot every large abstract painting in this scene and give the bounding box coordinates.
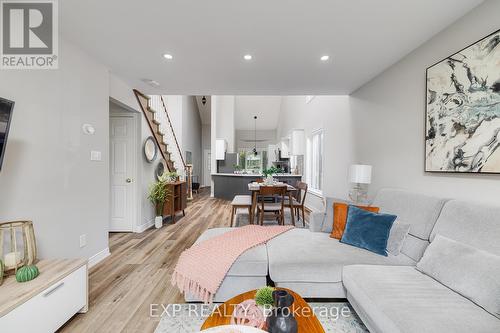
[425,29,500,173]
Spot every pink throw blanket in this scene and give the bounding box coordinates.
[171,225,293,303]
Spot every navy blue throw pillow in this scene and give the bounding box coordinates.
[340,205,396,256]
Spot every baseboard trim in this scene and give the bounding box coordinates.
[88,247,110,268]
[134,218,155,233]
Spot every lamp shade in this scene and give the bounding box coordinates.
[349,164,372,184]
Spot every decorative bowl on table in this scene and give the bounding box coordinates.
[199,325,267,333]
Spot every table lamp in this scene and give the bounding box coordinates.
[348,164,372,204]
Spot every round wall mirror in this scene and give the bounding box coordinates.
[156,160,166,180]
[144,136,157,163]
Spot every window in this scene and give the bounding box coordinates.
[310,129,324,193]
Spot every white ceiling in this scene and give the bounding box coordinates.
[235,96,282,130]
[60,0,483,95]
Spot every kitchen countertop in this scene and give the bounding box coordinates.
[212,173,302,177]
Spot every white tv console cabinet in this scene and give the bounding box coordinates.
[0,259,88,332]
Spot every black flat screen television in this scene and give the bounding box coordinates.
[0,98,14,171]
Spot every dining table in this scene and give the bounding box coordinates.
[247,182,297,226]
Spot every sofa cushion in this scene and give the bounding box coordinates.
[373,188,447,240]
[340,206,396,256]
[194,228,268,276]
[267,229,414,284]
[430,200,500,256]
[416,235,500,319]
[343,265,500,333]
[320,197,335,233]
[331,203,379,239]
[386,221,410,256]
[373,188,447,261]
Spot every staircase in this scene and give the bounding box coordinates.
[133,89,193,199]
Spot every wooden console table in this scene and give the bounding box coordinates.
[163,181,187,223]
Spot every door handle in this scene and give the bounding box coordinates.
[126,178,133,183]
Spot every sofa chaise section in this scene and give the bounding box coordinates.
[343,199,500,333]
[267,229,415,298]
[343,265,500,333]
[184,228,268,302]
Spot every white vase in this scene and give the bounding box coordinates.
[155,216,163,229]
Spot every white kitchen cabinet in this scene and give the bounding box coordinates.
[290,129,305,155]
[215,139,227,160]
[280,137,290,158]
[267,144,277,167]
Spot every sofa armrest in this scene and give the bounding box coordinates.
[308,211,325,232]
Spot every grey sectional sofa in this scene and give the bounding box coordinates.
[187,188,500,332]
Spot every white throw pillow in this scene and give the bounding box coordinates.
[386,221,410,256]
[416,234,500,319]
[320,197,335,233]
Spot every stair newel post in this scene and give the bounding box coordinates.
[186,164,193,201]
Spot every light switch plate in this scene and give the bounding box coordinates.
[79,234,87,248]
[90,150,102,161]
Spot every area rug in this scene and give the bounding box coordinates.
[154,303,368,333]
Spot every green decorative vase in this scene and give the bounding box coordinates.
[16,265,39,283]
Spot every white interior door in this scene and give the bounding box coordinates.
[110,116,136,232]
[203,149,211,187]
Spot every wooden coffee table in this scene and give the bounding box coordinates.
[201,288,325,332]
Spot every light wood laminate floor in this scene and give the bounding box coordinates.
[59,188,231,333]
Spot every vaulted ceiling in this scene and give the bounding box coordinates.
[235,96,282,130]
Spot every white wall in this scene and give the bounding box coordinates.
[0,38,110,260]
[202,125,211,150]
[351,0,500,205]
[182,96,202,179]
[277,96,353,211]
[236,129,277,150]
[201,124,211,187]
[214,96,236,153]
[109,74,137,111]
[164,95,183,146]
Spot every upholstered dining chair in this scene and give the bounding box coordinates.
[230,195,253,227]
[257,186,287,226]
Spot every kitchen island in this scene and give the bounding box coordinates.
[212,173,302,200]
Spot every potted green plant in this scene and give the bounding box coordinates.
[255,286,275,314]
[148,180,172,229]
[262,166,283,177]
[162,171,179,183]
[233,164,243,174]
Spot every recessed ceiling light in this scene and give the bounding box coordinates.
[320,55,330,61]
[243,54,252,61]
[163,53,173,60]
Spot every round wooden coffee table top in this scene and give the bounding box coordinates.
[200,288,325,333]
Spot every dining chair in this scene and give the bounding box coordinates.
[285,181,308,227]
[257,186,287,226]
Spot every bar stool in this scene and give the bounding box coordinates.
[230,195,253,227]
